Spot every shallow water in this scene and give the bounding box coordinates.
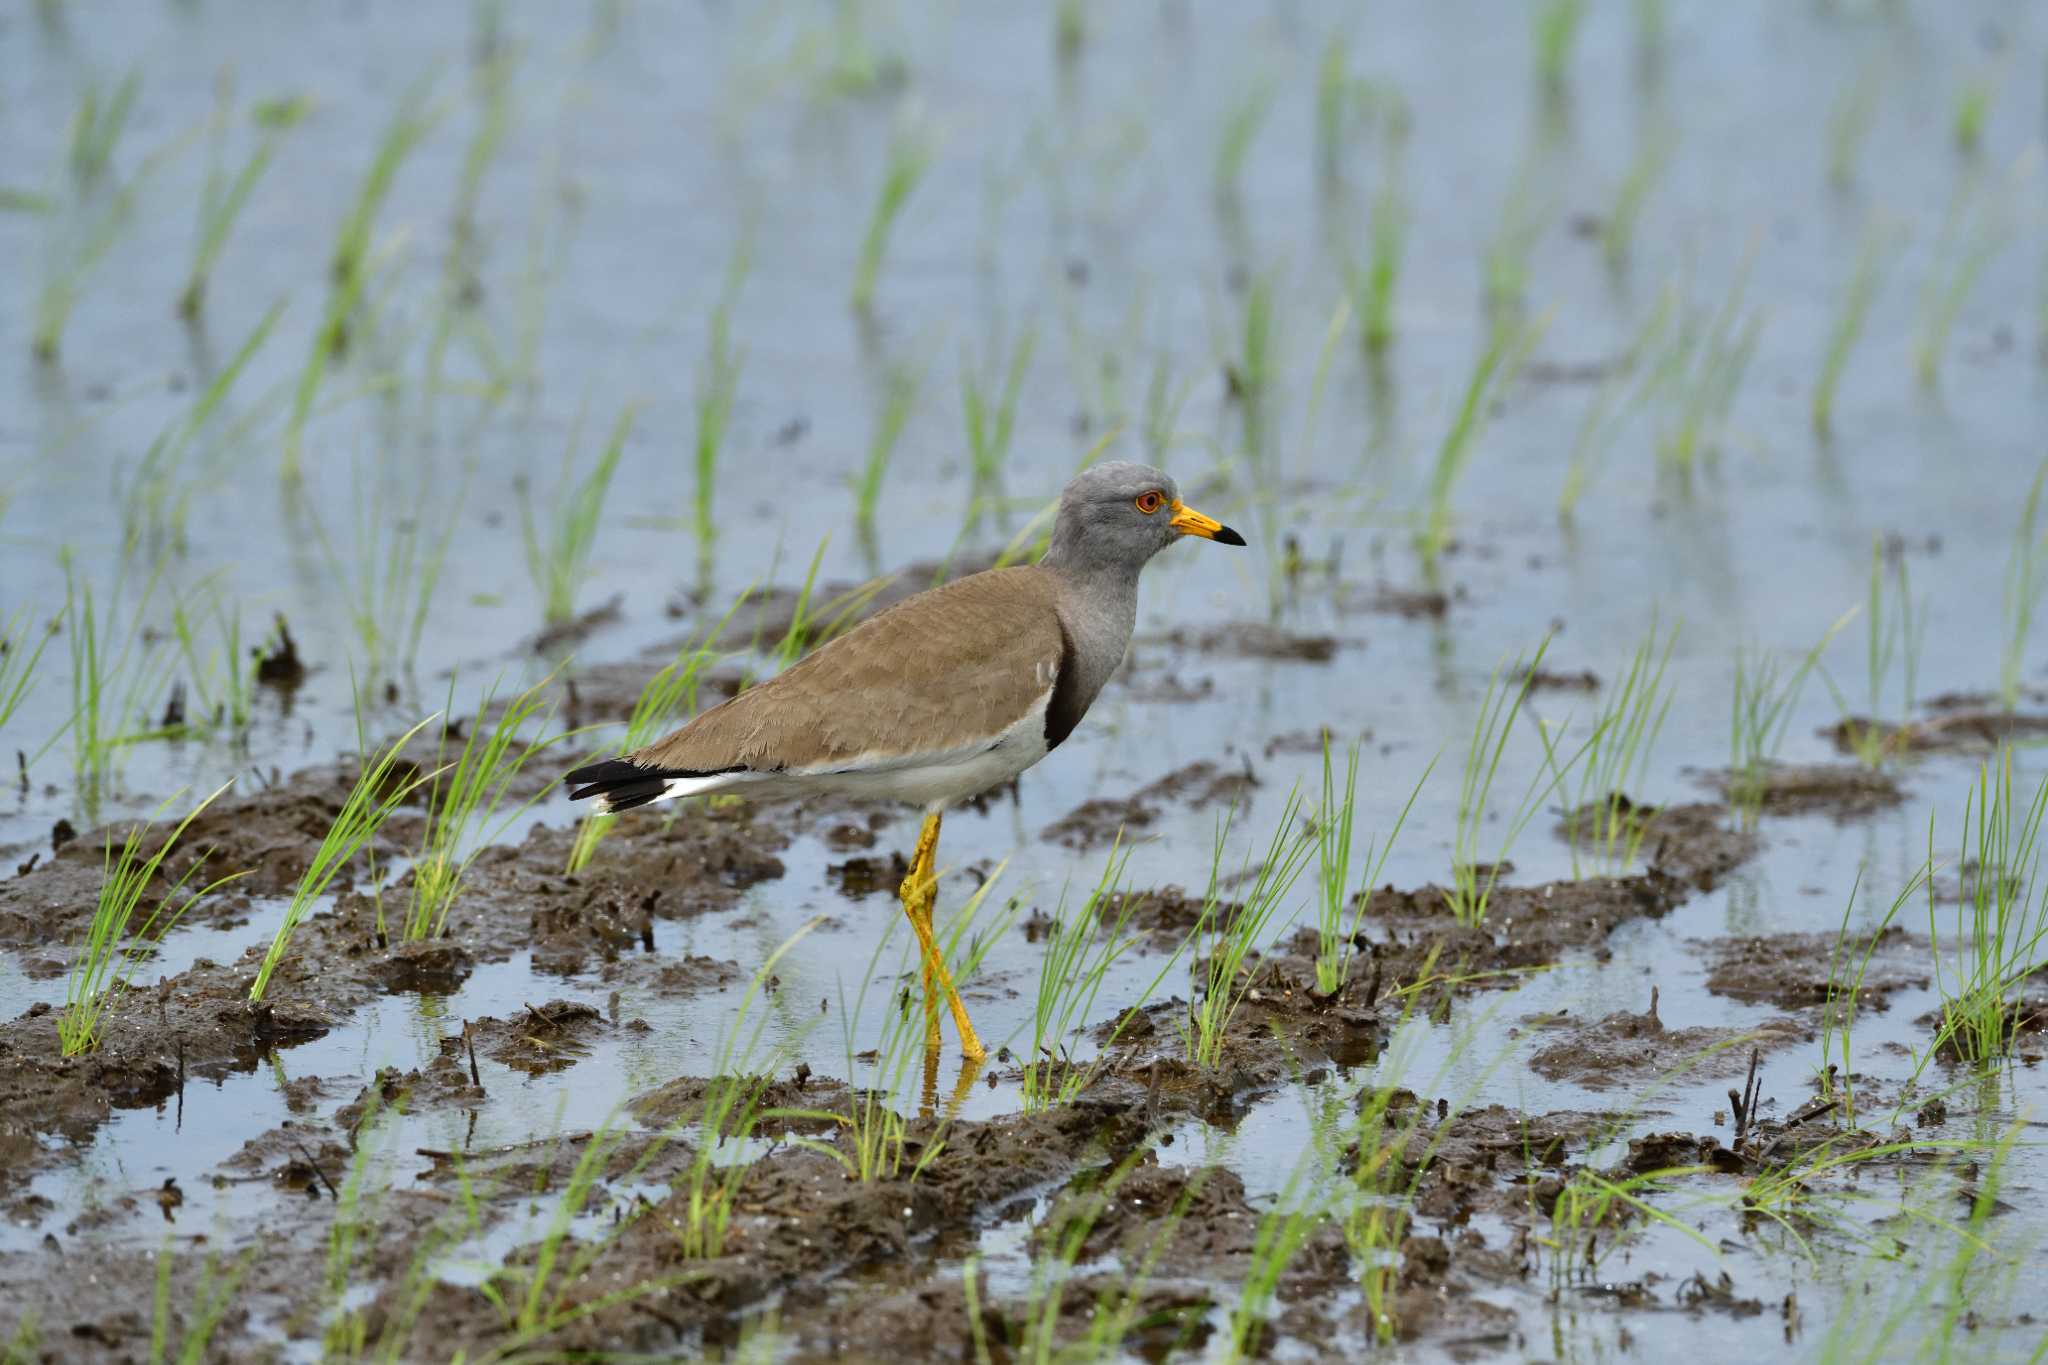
[5,1,2048,1359]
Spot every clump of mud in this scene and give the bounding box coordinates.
[1041,759,1258,851]
[1703,926,1930,1010]
[1704,762,1904,819]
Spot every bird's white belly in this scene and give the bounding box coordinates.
[662,693,1054,810]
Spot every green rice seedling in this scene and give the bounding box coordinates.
[1914,168,2014,390]
[1316,37,1350,183]
[522,405,636,628]
[1655,249,1763,476]
[1214,76,1277,202]
[1224,1165,1322,1363]
[1310,741,1431,996]
[1540,1166,1712,1293]
[178,81,309,319]
[150,1241,252,1365]
[1817,855,1931,1126]
[1054,0,1084,59]
[0,604,55,736]
[853,358,921,529]
[168,580,252,738]
[1340,977,1505,1342]
[67,70,141,189]
[1349,104,1410,352]
[330,85,436,292]
[566,594,750,873]
[1229,266,1278,400]
[1929,750,2048,1067]
[35,117,178,363]
[850,115,931,311]
[1812,219,1900,435]
[1019,840,1180,1111]
[60,557,172,804]
[485,1122,696,1349]
[0,187,53,214]
[961,322,1035,502]
[964,1147,1189,1365]
[1738,1117,2005,1261]
[422,45,515,405]
[1532,0,1586,92]
[1546,617,1678,877]
[282,90,436,476]
[766,539,832,671]
[1483,167,1548,315]
[1557,285,1678,519]
[1821,536,1927,767]
[1053,1174,1203,1361]
[2000,459,2048,711]
[249,710,440,1001]
[1826,58,1884,190]
[1183,793,1317,1069]
[817,911,973,1182]
[1418,312,1545,565]
[675,922,828,1258]
[452,45,513,243]
[123,300,284,553]
[1296,297,1351,474]
[62,783,238,1056]
[406,675,562,940]
[1448,636,1594,925]
[1140,350,1195,463]
[1633,0,1665,65]
[1602,124,1676,272]
[1727,611,1854,828]
[693,239,750,549]
[312,455,467,684]
[3,1315,39,1360]
[1953,72,1994,154]
[281,236,383,479]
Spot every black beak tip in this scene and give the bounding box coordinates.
[1214,525,1247,547]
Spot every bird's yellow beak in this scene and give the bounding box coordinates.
[1169,500,1247,546]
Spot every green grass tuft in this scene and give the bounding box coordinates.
[1813,220,1898,435]
[1311,739,1431,995]
[522,405,636,629]
[250,708,439,1001]
[853,359,921,530]
[406,675,563,940]
[62,783,240,1056]
[2001,460,2048,712]
[1930,751,2048,1066]
[850,116,931,311]
[1182,794,1316,1068]
[179,79,308,320]
[1419,312,1544,565]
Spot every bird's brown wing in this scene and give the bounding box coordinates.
[629,565,1067,774]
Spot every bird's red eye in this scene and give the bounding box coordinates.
[1135,491,1165,514]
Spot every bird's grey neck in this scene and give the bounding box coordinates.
[1044,559,1141,714]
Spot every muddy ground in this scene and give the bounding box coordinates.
[7,1,2048,1361]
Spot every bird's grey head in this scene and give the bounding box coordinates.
[1041,461,1245,576]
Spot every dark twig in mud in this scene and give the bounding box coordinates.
[463,1020,483,1091]
[416,1132,592,1163]
[294,1140,339,1199]
[1730,1047,1762,1147]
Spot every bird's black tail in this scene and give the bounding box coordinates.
[563,758,675,813]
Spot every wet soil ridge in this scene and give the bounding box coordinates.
[1702,762,1905,820]
[0,770,805,1199]
[1040,759,1259,851]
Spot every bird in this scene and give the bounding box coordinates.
[562,461,1244,1060]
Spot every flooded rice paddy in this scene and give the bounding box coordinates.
[4,1,2048,1360]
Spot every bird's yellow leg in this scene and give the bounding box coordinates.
[897,809,987,1061]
